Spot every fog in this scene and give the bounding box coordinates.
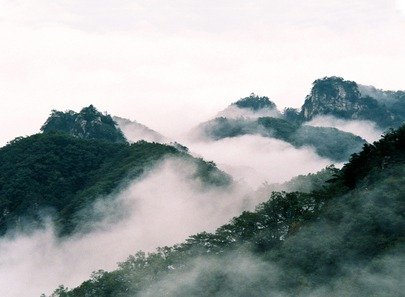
[184,134,333,188]
[113,116,167,143]
[306,115,384,143]
[135,166,405,297]
[217,105,281,120]
[0,157,256,297]
[137,246,404,297]
[0,1,403,295]
[0,130,337,296]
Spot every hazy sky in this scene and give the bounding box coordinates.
[0,0,404,146]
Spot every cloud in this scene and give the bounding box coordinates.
[0,157,255,297]
[134,166,405,297]
[184,134,333,188]
[217,105,281,120]
[306,115,384,143]
[139,252,285,297]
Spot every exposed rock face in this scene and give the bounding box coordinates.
[41,105,127,143]
[301,77,364,120]
[300,77,404,128]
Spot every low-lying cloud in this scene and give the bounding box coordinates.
[217,105,281,120]
[184,134,334,188]
[306,115,384,143]
[0,157,255,297]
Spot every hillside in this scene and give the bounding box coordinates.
[0,133,230,237]
[50,124,405,297]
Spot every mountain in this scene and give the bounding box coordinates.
[217,93,281,119]
[41,105,127,143]
[300,76,405,128]
[51,124,405,297]
[193,77,405,162]
[233,93,277,111]
[113,116,166,143]
[196,116,366,162]
[0,128,230,237]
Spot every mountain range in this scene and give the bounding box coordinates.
[0,76,403,297]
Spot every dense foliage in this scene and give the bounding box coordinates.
[200,116,365,161]
[50,125,405,297]
[341,125,405,188]
[41,105,127,143]
[0,133,230,236]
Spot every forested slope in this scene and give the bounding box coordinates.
[50,125,405,297]
[0,133,230,236]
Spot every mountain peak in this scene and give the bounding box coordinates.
[41,105,126,143]
[233,93,277,111]
[299,76,405,128]
[300,76,361,120]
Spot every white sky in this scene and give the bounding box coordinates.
[0,0,404,146]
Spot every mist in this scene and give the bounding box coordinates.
[306,115,384,143]
[132,165,405,297]
[217,105,281,120]
[183,134,335,188]
[0,157,257,297]
[137,246,404,297]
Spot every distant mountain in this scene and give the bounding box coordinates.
[196,116,365,162]
[113,116,166,143]
[193,77,404,162]
[233,93,277,111]
[41,105,127,143]
[217,94,281,119]
[300,76,405,128]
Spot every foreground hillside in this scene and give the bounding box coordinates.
[50,125,405,296]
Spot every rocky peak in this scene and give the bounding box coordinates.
[41,105,127,143]
[300,77,363,120]
[299,76,404,129]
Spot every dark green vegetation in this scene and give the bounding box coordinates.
[301,76,405,129]
[0,133,230,236]
[41,105,127,143]
[233,93,277,111]
[50,125,405,297]
[199,116,366,161]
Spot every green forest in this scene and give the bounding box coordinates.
[0,133,230,237]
